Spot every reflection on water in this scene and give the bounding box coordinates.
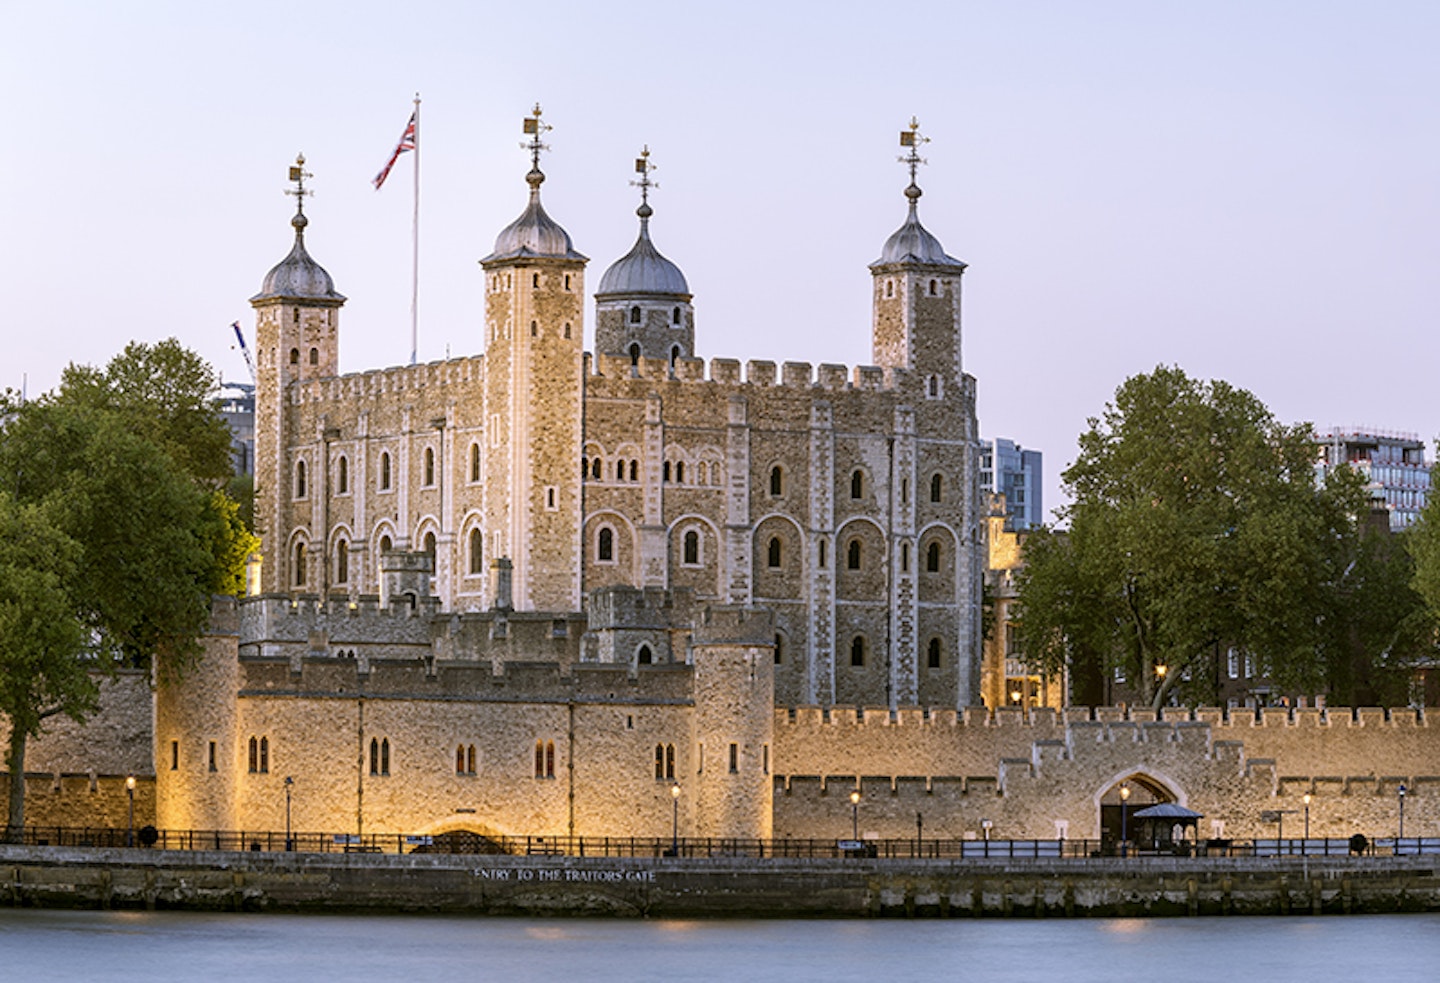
[0,909,1436,983]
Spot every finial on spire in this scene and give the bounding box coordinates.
[631,145,658,219]
[521,103,552,193]
[286,153,313,233]
[898,117,929,204]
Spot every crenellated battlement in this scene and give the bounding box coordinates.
[291,354,486,404]
[777,704,1428,730]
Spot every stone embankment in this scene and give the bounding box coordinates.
[2,846,1437,918]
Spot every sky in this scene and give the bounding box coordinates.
[3,1,1437,523]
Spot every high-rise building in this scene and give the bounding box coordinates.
[979,437,1043,529]
[1316,428,1429,531]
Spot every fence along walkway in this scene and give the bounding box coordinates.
[9,826,1440,859]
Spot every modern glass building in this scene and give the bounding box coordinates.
[979,437,1043,529]
[1316,428,1429,531]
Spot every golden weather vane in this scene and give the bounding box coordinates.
[286,153,313,212]
[898,117,930,187]
[631,145,658,207]
[521,103,552,170]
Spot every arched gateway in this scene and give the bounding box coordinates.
[1097,773,1180,851]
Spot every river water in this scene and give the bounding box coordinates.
[1,909,1436,981]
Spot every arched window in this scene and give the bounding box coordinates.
[380,738,390,775]
[767,536,782,568]
[248,737,258,773]
[295,460,307,499]
[850,469,864,499]
[663,461,672,483]
[629,305,641,324]
[545,741,555,778]
[628,460,638,482]
[423,447,435,486]
[470,443,481,482]
[683,530,699,565]
[597,526,614,562]
[769,466,783,497]
[293,541,306,587]
[423,531,436,557]
[926,541,941,573]
[379,534,392,554]
[672,306,681,325]
[309,347,318,365]
[335,538,349,583]
[930,473,943,503]
[665,744,675,780]
[901,542,910,573]
[654,744,666,780]
[774,633,783,665]
[457,744,466,774]
[928,638,942,669]
[289,348,300,365]
[929,279,938,296]
[563,322,572,339]
[616,460,625,481]
[534,740,545,778]
[337,456,349,494]
[850,636,865,667]
[370,738,380,775]
[927,375,940,398]
[885,280,894,298]
[675,462,684,484]
[380,452,392,491]
[638,644,653,665]
[591,457,603,480]
[628,342,641,366]
[533,273,540,288]
[847,539,861,570]
[259,737,269,773]
[469,527,484,575]
[467,745,476,774]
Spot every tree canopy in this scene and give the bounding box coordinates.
[0,341,256,832]
[1016,366,1372,708]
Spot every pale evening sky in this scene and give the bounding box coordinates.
[3,1,1437,522]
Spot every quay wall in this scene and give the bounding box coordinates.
[1,846,1438,919]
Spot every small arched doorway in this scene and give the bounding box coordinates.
[1099,774,1176,853]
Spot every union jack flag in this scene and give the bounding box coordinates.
[372,110,417,189]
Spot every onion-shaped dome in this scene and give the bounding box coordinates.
[482,167,586,263]
[251,211,346,303]
[870,183,966,270]
[596,202,690,297]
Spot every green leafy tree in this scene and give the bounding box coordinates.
[52,338,235,488]
[1017,367,1367,708]
[0,493,89,836]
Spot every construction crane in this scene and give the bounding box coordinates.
[231,321,257,384]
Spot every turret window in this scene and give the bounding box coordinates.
[379,452,392,491]
[533,273,541,288]
[929,279,938,296]
[928,638,943,669]
[290,348,300,365]
[309,348,318,365]
[885,279,894,298]
[335,538,349,584]
[468,528,484,575]
[930,474,943,502]
[850,469,864,499]
[850,636,866,667]
[847,539,862,570]
[774,632,784,665]
[638,644,653,665]
[769,466,783,497]
[294,460,307,499]
[530,320,538,337]
[470,443,481,482]
[926,541,942,573]
[337,455,349,494]
[767,536,782,568]
[629,460,638,482]
[294,541,306,587]
[564,322,572,339]
[423,447,435,487]
[630,306,641,324]
[592,458,603,481]
[597,526,615,563]
[672,307,681,325]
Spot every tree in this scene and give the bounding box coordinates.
[1017,367,1367,709]
[52,338,235,488]
[0,343,256,832]
[0,494,89,837]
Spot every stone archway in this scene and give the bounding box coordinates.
[1098,773,1177,852]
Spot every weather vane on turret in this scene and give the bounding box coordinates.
[521,104,552,171]
[286,153,313,214]
[631,145,658,213]
[898,117,929,202]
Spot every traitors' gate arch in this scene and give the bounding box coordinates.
[1096,771,1181,845]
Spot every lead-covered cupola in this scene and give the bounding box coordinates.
[594,147,695,367]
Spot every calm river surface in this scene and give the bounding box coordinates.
[2,909,1437,981]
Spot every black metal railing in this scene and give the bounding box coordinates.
[5,826,1438,860]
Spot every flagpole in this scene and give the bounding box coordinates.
[410,93,421,366]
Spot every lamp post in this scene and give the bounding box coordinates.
[1119,783,1131,857]
[125,775,136,847]
[1398,783,1407,844]
[848,789,862,842]
[284,776,294,851]
[916,812,923,857]
[670,782,681,857]
[1303,792,1311,841]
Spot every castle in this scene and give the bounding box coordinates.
[4,113,1434,847]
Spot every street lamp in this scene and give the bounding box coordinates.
[916,812,924,857]
[670,782,681,857]
[849,789,861,841]
[1303,792,1311,841]
[124,771,135,852]
[1119,783,1131,857]
[284,776,294,851]
[1398,783,1407,844]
